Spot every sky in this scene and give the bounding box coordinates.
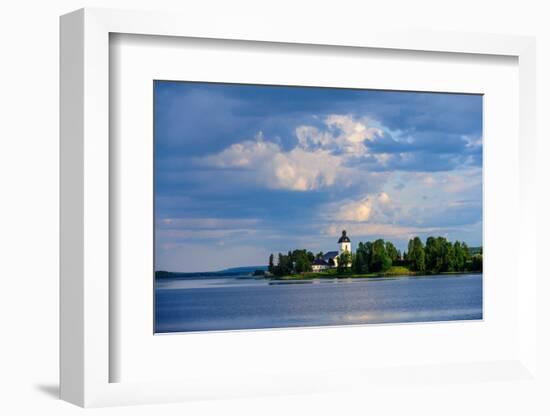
[154,81,483,272]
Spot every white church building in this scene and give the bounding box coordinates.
[312,230,353,271]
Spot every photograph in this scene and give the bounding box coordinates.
[1,0,543,412]
[154,81,483,333]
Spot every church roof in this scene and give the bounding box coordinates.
[313,259,328,266]
[338,230,351,243]
[323,251,338,261]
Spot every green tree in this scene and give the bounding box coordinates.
[385,241,399,263]
[453,241,465,271]
[425,236,441,272]
[274,252,292,276]
[462,242,471,264]
[268,253,274,273]
[416,238,426,272]
[353,250,368,274]
[425,236,455,273]
[337,250,352,273]
[370,239,392,272]
[443,240,456,272]
[290,249,312,273]
[295,256,311,273]
[407,237,425,272]
[471,254,483,272]
[364,241,373,268]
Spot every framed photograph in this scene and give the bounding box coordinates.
[153,80,484,334]
[60,8,538,407]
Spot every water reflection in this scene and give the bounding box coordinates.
[155,274,483,332]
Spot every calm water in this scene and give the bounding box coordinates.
[155,274,482,333]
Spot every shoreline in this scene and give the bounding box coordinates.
[269,270,482,281]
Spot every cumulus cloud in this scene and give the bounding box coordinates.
[270,148,345,191]
[323,192,395,224]
[201,132,278,168]
[320,183,479,242]
[325,114,383,143]
[378,192,391,204]
[201,134,348,191]
[198,114,388,192]
[337,197,373,222]
[296,114,383,156]
[295,125,332,149]
[196,113,480,195]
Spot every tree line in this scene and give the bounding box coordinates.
[407,236,482,273]
[268,236,482,277]
[268,250,316,276]
[351,240,401,274]
[356,236,482,274]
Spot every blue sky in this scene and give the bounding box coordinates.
[155,81,482,272]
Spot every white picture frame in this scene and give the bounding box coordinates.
[60,7,537,407]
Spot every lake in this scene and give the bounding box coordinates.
[155,273,482,333]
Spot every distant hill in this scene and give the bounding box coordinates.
[220,266,267,273]
[155,265,267,279]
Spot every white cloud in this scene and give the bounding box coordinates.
[295,125,332,149]
[323,192,394,224]
[325,114,382,143]
[200,131,352,191]
[378,192,391,204]
[198,114,389,192]
[337,197,373,222]
[296,114,383,156]
[270,148,345,191]
[202,133,279,168]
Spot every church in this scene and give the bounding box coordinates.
[311,230,353,271]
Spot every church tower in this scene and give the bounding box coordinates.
[338,230,352,255]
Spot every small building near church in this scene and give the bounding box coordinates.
[312,258,329,272]
[323,251,339,267]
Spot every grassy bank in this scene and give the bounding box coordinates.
[271,266,480,280]
[273,266,413,280]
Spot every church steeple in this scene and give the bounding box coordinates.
[338,230,352,256]
[338,230,350,243]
